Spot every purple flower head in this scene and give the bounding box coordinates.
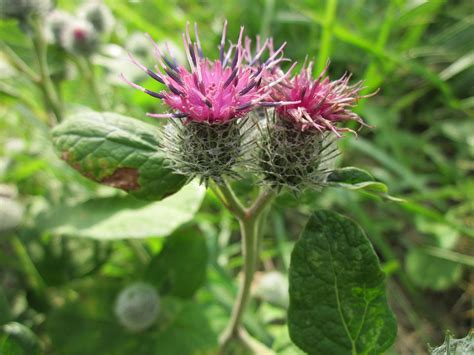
[123,22,297,124]
[270,61,371,136]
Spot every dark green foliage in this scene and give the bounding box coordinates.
[288,210,397,354]
[145,226,208,298]
[51,111,188,201]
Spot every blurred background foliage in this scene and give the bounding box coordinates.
[0,0,473,354]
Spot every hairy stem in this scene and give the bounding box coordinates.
[11,236,47,293]
[220,216,258,349]
[215,181,276,352]
[31,20,63,123]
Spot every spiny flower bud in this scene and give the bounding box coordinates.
[0,0,51,20]
[162,119,245,183]
[430,331,473,354]
[78,1,114,35]
[61,19,99,56]
[45,10,73,46]
[255,61,370,191]
[256,113,337,191]
[123,21,294,183]
[114,282,160,333]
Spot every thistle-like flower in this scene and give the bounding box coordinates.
[123,22,295,183]
[256,61,370,192]
[271,61,368,136]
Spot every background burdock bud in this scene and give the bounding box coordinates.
[45,10,72,46]
[114,282,160,333]
[78,1,114,35]
[256,111,338,191]
[429,331,473,354]
[125,32,153,59]
[0,195,24,234]
[61,19,99,56]
[253,271,289,309]
[0,0,51,20]
[123,22,294,183]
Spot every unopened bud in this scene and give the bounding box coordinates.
[253,271,289,309]
[0,0,51,20]
[0,196,24,234]
[256,113,337,192]
[45,10,72,46]
[430,331,473,355]
[61,19,99,56]
[114,282,160,333]
[125,32,153,59]
[78,1,114,35]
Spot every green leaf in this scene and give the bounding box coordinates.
[288,210,397,355]
[145,226,208,298]
[37,182,205,240]
[405,248,463,291]
[51,111,187,201]
[327,167,403,202]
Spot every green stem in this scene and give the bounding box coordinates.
[212,179,246,220]
[11,236,47,294]
[215,181,276,352]
[30,20,63,123]
[82,58,106,111]
[220,216,258,348]
[127,240,151,265]
[0,41,39,83]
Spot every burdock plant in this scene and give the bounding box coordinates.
[50,21,399,355]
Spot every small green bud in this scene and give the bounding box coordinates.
[114,282,160,333]
[256,113,337,192]
[61,19,99,56]
[0,196,24,234]
[78,1,114,35]
[253,271,289,309]
[0,0,51,20]
[162,120,246,184]
[125,32,153,59]
[45,10,72,46]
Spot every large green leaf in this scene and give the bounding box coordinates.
[288,210,397,355]
[51,111,187,201]
[145,226,208,298]
[37,182,205,240]
[327,167,402,202]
